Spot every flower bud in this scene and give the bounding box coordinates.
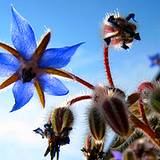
[150,88,160,114]
[123,149,136,160]
[51,107,74,134]
[82,134,104,160]
[88,107,106,141]
[102,97,129,136]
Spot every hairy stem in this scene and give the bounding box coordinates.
[138,99,150,127]
[67,95,92,106]
[130,113,160,147]
[104,47,114,87]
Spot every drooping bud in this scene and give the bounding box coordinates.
[122,149,137,160]
[88,107,106,141]
[82,134,105,160]
[92,85,125,108]
[102,97,129,136]
[51,107,74,135]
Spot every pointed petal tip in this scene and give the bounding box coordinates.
[9,105,18,113]
[39,41,85,68]
[11,5,37,60]
[65,41,85,49]
[77,42,85,46]
[11,4,15,11]
[68,42,85,48]
[11,5,20,17]
[12,81,34,112]
[9,101,26,112]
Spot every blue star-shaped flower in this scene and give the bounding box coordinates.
[0,6,83,112]
[149,53,160,67]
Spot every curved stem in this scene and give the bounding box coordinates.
[103,47,114,87]
[138,99,149,127]
[67,95,92,106]
[130,113,160,147]
[43,68,95,90]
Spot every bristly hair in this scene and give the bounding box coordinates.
[111,129,144,152]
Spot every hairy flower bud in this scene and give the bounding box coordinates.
[51,107,74,134]
[102,97,129,136]
[88,107,106,141]
[82,134,105,160]
[92,85,125,108]
[123,149,137,160]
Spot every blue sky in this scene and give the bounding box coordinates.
[0,0,160,160]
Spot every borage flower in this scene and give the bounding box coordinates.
[102,11,140,49]
[149,53,160,67]
[0,6,84,112]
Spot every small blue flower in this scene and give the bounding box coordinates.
[0,6,84,112]
[149,53,160,67]
[111,150,122,160]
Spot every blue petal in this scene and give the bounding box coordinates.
[150,63,156,67]
[39,42,84,68]
[112,151,122,160]
[11,80,34,112]
[149,53,160,60]
[0,52,20,76]
[11,6,37,60]
[38,74,69,96]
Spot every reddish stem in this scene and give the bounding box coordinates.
[138,99,150,127]
[104,47,114,87]
[67,95,92,106]
[130,113,160,147]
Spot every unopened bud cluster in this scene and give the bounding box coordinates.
[34,107,74,160]
[82,85,130,159]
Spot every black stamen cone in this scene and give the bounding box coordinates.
[22,67,36,82]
